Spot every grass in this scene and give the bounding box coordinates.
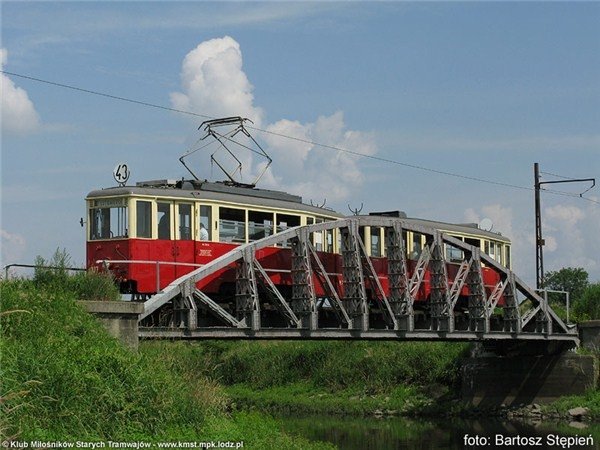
[0,277,334,449]
[140,339,469,416]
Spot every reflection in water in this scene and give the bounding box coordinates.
[277,415,600,450]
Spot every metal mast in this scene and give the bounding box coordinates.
[534,163,595,289]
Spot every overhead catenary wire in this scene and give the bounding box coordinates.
[2,69,598,205]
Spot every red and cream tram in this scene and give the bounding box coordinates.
[85,178,512,305]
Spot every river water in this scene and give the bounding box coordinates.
[277,414,600,449]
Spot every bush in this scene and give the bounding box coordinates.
[573,283,600,321]
[1,280,335,449]
[67,269,120,301]
[32,249,120,301]
[33,248,72,288]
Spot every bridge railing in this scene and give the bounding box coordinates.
[95,259,204,295]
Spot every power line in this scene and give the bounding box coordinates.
[540,170,578,181]
[3,69,598,205]
[1,70,213,120]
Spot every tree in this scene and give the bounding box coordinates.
[543,267,589,303]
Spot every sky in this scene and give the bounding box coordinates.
[1,1,599,285]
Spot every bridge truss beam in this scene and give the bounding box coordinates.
[140,217,577,344]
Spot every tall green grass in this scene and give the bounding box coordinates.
[0,278,334,449]
[141,339,468,416]
[146,340,468,392]
[32,248,120,301]
[1,279,206,439]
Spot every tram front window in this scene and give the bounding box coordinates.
[157,203,171,240]
[89,201,128,240]
[136,201,152,238]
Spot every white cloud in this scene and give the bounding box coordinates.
[171,37,377,203]
[170,36,263,126]
[465,200,600,283]
[1,48,41,135]
[463,204,535,280]
[545,204,585,227]
[0,229,27,266]
[463,204,514,238]
[262,111,376,202]
[543,202,598,276]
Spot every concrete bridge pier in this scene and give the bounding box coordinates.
[461,338,598,406]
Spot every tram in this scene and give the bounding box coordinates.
[85,117,512,317]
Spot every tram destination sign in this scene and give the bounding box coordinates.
[93,198,127,208]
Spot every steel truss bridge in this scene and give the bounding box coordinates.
[139,217,578,345]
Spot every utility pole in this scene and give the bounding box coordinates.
[534,163,595,289]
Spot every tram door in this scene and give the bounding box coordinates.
[175,203,195,279]
[155,202,196,287]
[156,201,176,289]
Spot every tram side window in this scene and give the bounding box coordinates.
[178,204,193,240]
[276,214,300,248]
[90,206,128,240]
[314,218,324,251]
[157,203,171,240]
[199,205,212,241]
[136,201,152,238]
[248,210,274,241]
[445,236,463,262]
[371,227,381,257]
[219,207,246,243]
[277,214,300,232]
[410,233,423,259]
[465,238,481,251]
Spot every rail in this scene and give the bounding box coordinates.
[95,259,204,294]
[3,263,86,279]
[536,288,571,324]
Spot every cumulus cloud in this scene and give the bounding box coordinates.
[465,200,600,283]
[544,203,598,275]
[170,36,263,125]
[171,37,377,202]
[1,48,41,135]
[464,204,534,279]
[262,112,376,201]
[545,204,585,227]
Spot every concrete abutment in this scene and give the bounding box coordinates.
[78,300,144,350]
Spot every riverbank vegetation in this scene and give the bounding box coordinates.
[140,340,469,417]
[0,276,332,449]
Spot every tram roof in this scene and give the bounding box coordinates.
[86,180,344,218]
[86,180,510,243]
[400,217,510,242]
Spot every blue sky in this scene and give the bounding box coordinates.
[1,2,599,284]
